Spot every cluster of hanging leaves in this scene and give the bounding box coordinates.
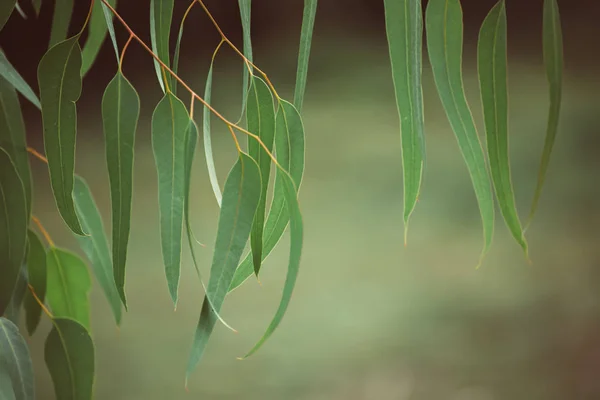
[0,0,562,398]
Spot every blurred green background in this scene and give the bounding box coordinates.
[3,0,600,399]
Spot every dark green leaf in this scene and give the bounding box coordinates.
[73,176,123,325]
[0,317,35,400]
[46,248,91,330]
[0,148,28,316]
[425,0,494,265]
[384,0,425,242]
[150,0,173,93]
[49,0,73,48]
[0,1,15,32]
[32,0,42,17]
[100,2,119,61]
[102,71,139,309]
[45,318,94,400]
[38,36,86,236]
[247,76,275,276]
[151,92,189,306]
[4,266,27,325]
[186,152,261,383]
[80,0,117,75]
[0,50,41,110]
[238,0,252,117]
[23,230,46,336]
[293,0,317,112]
[202,63,222,206]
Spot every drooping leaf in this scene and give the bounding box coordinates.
[73,176,123,325]
[238,0,253,117]
[49,0,74,48]
[293,0,317,112]
[383,0,425,242]
[0,148,28,316]
[4,265,27,325]
[151,92,189,306]
[241,167,303,358]
[528,0,563,226]
[0,75,32,218]
[44,318,94,400]
[425,0,494,265]
[32,0,42,17]
[477,0,527,256]
[38,36,86,236]
[46,248,92,330]
[186,152,261,382]
[14,4,26,19]
[230,99,305,291]
[102,71,139,309]
[247,76,275,276]
[80,0,117,75]
[0,50,41,110]
[23,230,46,336]
[100,2,119,61]
[0,317,35,400]
[202,63,222,207]
[150,0,174,93]
[0,1,16,32]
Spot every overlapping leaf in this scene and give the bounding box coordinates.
[238,0,253,116]
[425,0,494,265]
[23,230,46,336]
[0,317,35,400]
[384,0,425,242]
[293,0,317,112]
[150,0,174,92]
[0,1,16,32]
[0,50,40,110]
[4,266,27,324]
[186,152,261,383]
[45,318,94,400]
[46,248,91,330]
[73,176,123,325]
[80,0,117,75]
[102,71,139,308]
[38,36,86,236]
[202,63,222,206]
[49,0,74,48]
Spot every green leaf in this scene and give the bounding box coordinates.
[38,36,86,236]
[73,176,123,325]
[4,266,27,325]
[49,0,74,48]
[230,99,305,291]
[80,0,117,75]
[0,373,16,400]
[186,152,261,383]
[150,0,173,93]
[0,317,35,400]
[383,0,425,242]
[0,76,32,218]
[247,76,275,276]
[477,0,527,256]
[152,92,189,306]
[293,0,317,112]
[0,1,16,32]
[46,248,92,330]
[100,2,119,61]
[425,0,494,265]
[202,63,222,206]
[0,50,41,110]
[102,71,139,309]
[241,167,303,358]
[527,0,563,227]
[45,318,94,400]
[23,230,46,336]
[14,3,25,19]
[238,0,253,117]
[32,0,42,17]
[0,148,28,316]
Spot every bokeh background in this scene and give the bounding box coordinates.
[2,0,600,398]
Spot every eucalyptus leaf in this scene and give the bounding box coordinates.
[186,152,261,382]
[32,0,41,17]
[38,36,86,236]
[49,0,73,48]
[102,71,139,309]
[80,0,117,75]
[46,248,92,330]
[100,2,119,61]
[0,148,28,316]
[0,50,41,110]
[4,266,27,325]
[202,63,222,207]
[45,318,94,400]
[0,373,16,400]
[0,317,35,400]
[238,0,252,118]
[150,0,173,93]
[0,0,16,32]
[23,230,46,336]
[14,3,25,19]
[425,0,494,265]
[293,0,317,112]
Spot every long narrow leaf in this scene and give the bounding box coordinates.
[38,36,86,236]
[150,0,174,93]
[202,63,222,206]
[0,317,35,400]
[80,0,117,75]
[32,0,42,17]
[238,0,252,117]
[425,0,494,265]
[0,50,41,110]
[101,2,119,61]
[49,0,73,48]
[4,266,27,324]
[293,0,317,112]
[0,1,16,32]
[23,230,46,336]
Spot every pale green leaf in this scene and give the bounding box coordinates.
[186,152,261,383]
[0,50,41,110]
[0,317,35,400]
[384,0,425,241]
[238,0,252,117]
[425,0,494,265]
[0,373,16,400]
[45,318,94,400]
[80,0,117,75]
[14,3,25,19]
[293,0,317,112]
[102,71,139,309]
[202,63,222,206]
[100,2,119,61]
[49,0,73,48]
[23,230,46,336]
[46,248,92,330]
[150,0,173,93]
[0,1,16,32]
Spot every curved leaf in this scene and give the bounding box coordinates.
[151,92,189,306]
[384,0,425,242]
[425,0,494,265]
[100,2,119,61]
[49,0,73,48]
[238,0,253,117]
[0,148,28,316]
[73,176,123,325]
[0,1,15,33]
[150,0,173,93]
[202,63,222,206]
[81,0,117,75]
[38,36,85,236]
[23,230,46,336]
[293,0,317,112]
[45,318,94,400]
[0,50,41,110]
[186,152,261,383]
[247,76,275,276]
[0,317,35,400]
[46,248,91,330]
[102,71,139,309]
